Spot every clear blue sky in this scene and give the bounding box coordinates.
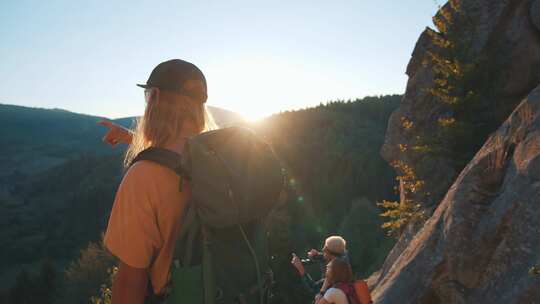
[1,0,439,119]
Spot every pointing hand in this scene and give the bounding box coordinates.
[98,120,133,147]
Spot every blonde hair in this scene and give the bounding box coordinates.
[324,236,347,256]
[124,80,216,167]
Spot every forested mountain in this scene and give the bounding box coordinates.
[0,96,400,303]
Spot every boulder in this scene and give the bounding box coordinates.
[372,85,540,303]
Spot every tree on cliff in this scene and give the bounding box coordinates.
[378,0,515,238]
[426,0,510,170]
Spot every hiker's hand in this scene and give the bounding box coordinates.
[291,253,305,276]
[308,249,321,258]
[98,120,133,147]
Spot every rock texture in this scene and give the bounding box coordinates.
[373,85,540,304]
[372,0,540,302]
[381,0,540,210]
[375,0,540,283]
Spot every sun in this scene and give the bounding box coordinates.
[240,108,270,122]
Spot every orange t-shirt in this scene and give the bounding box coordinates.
[104,160,190,295]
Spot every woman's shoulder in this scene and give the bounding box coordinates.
[127,160,179,179]
[121,160,181,190]
[324,287,348,303]
[326,287,345,294]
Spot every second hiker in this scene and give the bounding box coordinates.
[291,236,348,301]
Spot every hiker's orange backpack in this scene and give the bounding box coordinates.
[335,280,373,304]
[353,280,372,304]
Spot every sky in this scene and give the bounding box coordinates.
[0,0,439,120]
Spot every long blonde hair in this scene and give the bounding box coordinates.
[125,79,216,166]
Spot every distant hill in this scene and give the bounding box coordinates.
[207,105,246,127]
[0,104,110,178]
[0,104,243,178]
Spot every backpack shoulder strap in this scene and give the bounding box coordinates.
[131,147,184,175]
[131,147,190,191]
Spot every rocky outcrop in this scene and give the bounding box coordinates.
[372,85,540,304]
[373,0,540,302]
[381,0,540,210]
[375,0,540,280]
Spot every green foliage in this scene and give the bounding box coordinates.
[255,95,401,231]
[0,154,123,273]
[90,267,117,304]
[339,198,394,277]
[60,240,117,304]
[378,161,427,238]
[421,2,511,170]
[4,259,58,304]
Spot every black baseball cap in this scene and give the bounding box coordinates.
[137,59,207,101]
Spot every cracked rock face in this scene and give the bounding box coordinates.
[376,0,540,273]
[372,0,540,302]
[373,85,540,304]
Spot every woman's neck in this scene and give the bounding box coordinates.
[163,123,199,154]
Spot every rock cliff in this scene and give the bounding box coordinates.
[382,0,540,210]
[374,84,540,303]
[372,0,540,302]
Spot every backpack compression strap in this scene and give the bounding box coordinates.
[132,147,202,303]
[131,147,190,190]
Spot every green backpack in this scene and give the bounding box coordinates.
[132,127,285,304]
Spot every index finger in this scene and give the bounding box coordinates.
[97,120,115,128]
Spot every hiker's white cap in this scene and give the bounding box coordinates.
[324,236,347,255]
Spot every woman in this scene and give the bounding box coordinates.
[316,257,355,304]
[291,235,349,296]
[101,59,213,304]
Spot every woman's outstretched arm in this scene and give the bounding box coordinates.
[98,120,134,146]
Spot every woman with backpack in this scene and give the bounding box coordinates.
[102,59,212,304]
[316,257,355,304]
[101,59,284,304]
